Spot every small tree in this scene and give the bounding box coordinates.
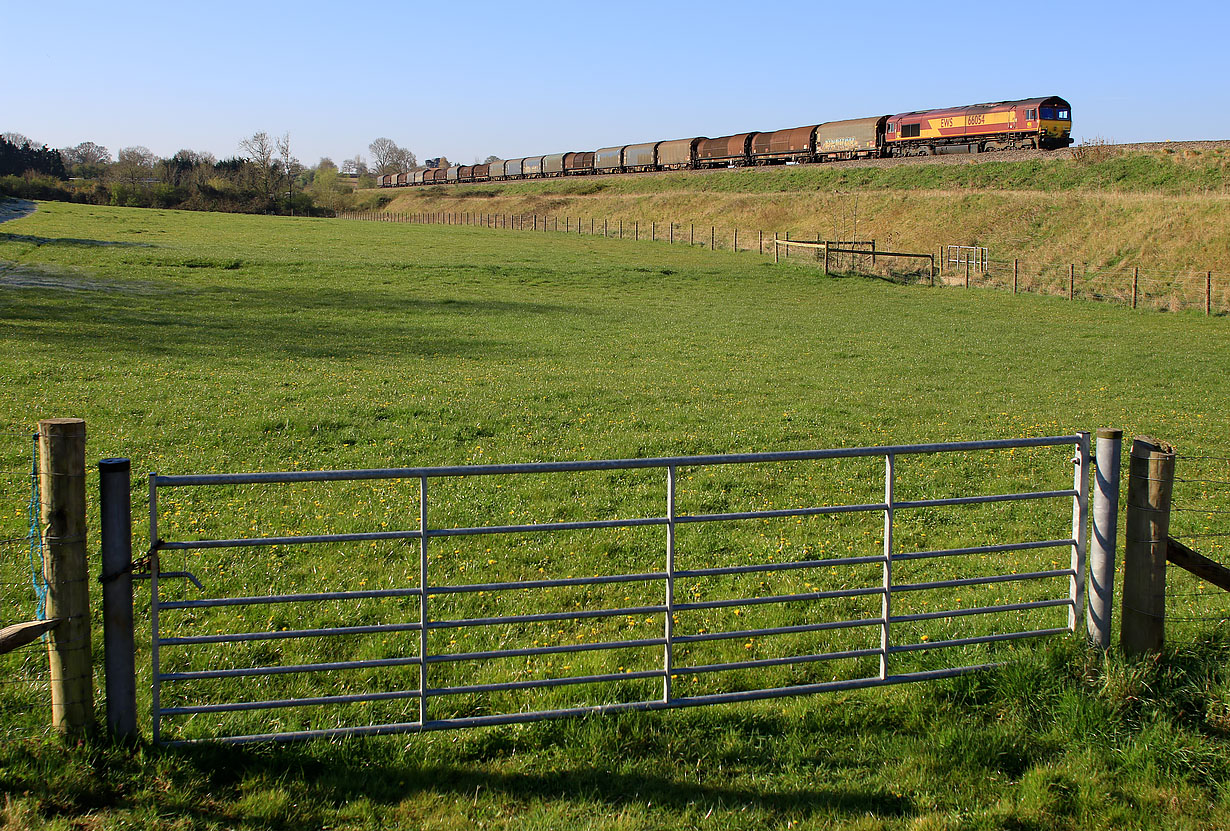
[113,146,156,186]
[239,131,279,205]
[276,133,302,209]
[369,137,416,175]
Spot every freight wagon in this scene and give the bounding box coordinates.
[389,96,1071,187]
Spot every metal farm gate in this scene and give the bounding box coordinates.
[144,435,1089,745]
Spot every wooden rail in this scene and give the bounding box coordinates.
[1167,537,1230,592]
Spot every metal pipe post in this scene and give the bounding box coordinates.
[664,466,676,703]
[1088,429,1122,649]
[880,453,894,681]
[149,475,161,744]
[419,475,430,724]
[1070,432,1090,637]
[100,458,137,738]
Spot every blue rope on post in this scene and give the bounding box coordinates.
[28,432,47,620]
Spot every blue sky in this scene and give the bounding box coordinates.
[3,0,1226,167]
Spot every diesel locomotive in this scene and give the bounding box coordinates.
[378,95,1072,188]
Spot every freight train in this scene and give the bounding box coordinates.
[378,95,1072,188]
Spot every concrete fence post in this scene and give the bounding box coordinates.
[39,418,94,737]
[1120,437,1175,655]
[100,458,137,738]
[1089,429,1122,649]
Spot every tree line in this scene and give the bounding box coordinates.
[0,132,426,216]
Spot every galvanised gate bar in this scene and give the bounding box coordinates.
[148,435,1089,745]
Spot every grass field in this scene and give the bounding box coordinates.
[1,201,1228,829]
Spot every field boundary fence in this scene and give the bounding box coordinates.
[942,256,1225,314]
[117,434,1094,745]
[1117,438,1230,652]
[0,431,52,737]
[337,211,1224,314]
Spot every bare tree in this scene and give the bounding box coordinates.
[240,131,278,202]
[114,146,157,186]
[482,155,501,164]
[341,155,368,176]
[276,133,303,209]
[1,132,35,147]
[368,137,416,175]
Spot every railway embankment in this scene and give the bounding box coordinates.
[378,143,1230,274]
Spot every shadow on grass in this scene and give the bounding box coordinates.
[167,744,912,826]
[0,232,153,248]
[2,278,582,361]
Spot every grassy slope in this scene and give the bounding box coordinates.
[0,203,1227,830]
[382,147,1230,273]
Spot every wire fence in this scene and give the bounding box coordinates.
[338,211,1225,314]
[0,433,52,738]
[1165,451,1230,632]
[954,259,1225,314]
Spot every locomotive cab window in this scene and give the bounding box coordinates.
[1041,107,1056,120]
[1026,109,1037,120]
[901,123,921,138]
[1056,108,1071,120]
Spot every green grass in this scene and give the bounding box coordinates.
[1,201,1228,829]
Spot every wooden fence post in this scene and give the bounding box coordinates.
[733,228,738,252]
[651,221,655,242]
[39,418,94,737]
[1207,271,1212,316]
[758,230,763,255]
[1121,437,1175,656]
[710,226,714,251]
[670,223,674,244]
[1069,264,1075,300]
[773,232,778,263]
[965,258,970,288]
[1013,259,1019,294]
[690,224,694,245]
